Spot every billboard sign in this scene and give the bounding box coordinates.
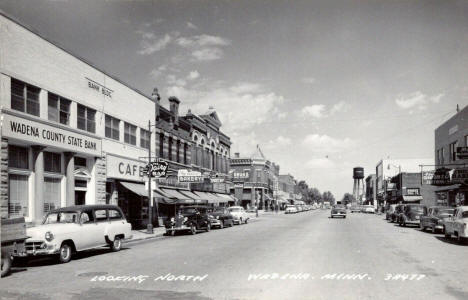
[431,168,451,186]
[451,168,468,185]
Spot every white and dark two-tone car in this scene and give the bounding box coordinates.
[25,205,132,263]
[443,206,468,244]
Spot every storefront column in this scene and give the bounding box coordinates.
[64,152,75,206]
[251,187,255,207]
[32,146,45,223]
[261,189,265,211]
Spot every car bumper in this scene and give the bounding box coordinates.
[405,220,420,225]
[331,213,346,217]
[25,240,59,256]
[165,225,191,232]
[210,219,222,227]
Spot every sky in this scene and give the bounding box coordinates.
[1,0,467,199]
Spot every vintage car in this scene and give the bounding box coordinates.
[390,204,405,223]
[443,206,468,244]
[420,206,455,233]
[350,205,361,213]
[25,205,132,263]
[386,205,397,220]
[1,217,27,277]
[398,204,424,227]
[361,205,375,213]
[208,207,234,229]
[165,206,212,235]
[331,205,347,218]
[228,206,249,224]
[285,205,298,214]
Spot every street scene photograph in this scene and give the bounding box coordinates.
[1,0,468,299]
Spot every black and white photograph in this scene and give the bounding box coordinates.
[0,0,468,299]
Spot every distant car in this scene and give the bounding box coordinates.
[25,205,132,263]
[295,205,304,212]
[165,205,211,235]
[361,205,375,213]
[398,204,424,227]
[331,205,347,218]
[420,206,455,233]
[228,206,249,225]
[443,206,468,244]
[285,205,297,214]
[391,204,405,223]
[208,207,234,229]
[386,205,397,220]
[350,205,361,213]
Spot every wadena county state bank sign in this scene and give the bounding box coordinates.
[2,113,101,156]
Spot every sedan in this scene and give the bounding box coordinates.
[331,205,347,218]
[420,206,454,233]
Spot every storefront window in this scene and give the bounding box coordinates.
[105,115,120,140]
[11,78,40,116]
[124,122,137,145]
[8,174,29,217]
[450,141,458,161]
[8,145,29,169]
[48,93,71,125]
[140,128,150,150]
[44,177,61,213]
[44,152,61,173]
[77,104,96,133]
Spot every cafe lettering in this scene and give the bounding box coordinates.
[2,114,101,156]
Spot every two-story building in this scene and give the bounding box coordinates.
[434,104,468,206]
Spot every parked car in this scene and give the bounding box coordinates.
[1,217,27,277]
[295,205,303,212]
[398,204,424,227]
[228,206,249,224]
[350,205,361,213]
[443,206,468,244]
[25,205,132,263]
[386,205,397,221]
[285,205,298,214]
[208,207,234,229]
[362,205,375,214]
[391,204,405,223]
[420,206,455,233]
[165,205,212,235]
[331,205,347,218]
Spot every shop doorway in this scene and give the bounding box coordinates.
[75,191,86,205]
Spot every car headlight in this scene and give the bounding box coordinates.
[170,217,175,222]
[184,217,188,222]
[45,231,54,242]
[216,216,219,220]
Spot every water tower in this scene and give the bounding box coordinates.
[353,167,364,204]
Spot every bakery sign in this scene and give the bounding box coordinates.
[2,113,101,156]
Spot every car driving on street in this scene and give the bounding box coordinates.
[25,205,132,263]
[331,205,347,218]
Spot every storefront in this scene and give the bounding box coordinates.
[2,111,102,223]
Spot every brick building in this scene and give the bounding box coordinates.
[388,172,437,207]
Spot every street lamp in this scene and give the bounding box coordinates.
[145,88,161,234]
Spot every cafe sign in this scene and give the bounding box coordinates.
[2,113,101,156]
[106,155,146,181]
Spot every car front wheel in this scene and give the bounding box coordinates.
[206,223,211,232]
[220,221,224,229]
[111,237,122,252]
[1,253,12,278]
[444,227,450,239]
[58,243,72,263]
[190,224,197,235]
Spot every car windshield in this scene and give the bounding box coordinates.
[229,208,241,212]
[213,208,226,213]
[462,211,468,218]
[408,206,424,213]
[43,211,79,224]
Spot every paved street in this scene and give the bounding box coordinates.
[1,210,468,300]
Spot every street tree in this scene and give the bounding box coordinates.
[341,193,355,205]
[322,191,336,205]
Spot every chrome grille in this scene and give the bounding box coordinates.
[26,241,45,251]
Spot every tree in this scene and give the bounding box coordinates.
[297,180,311,203]
[308,188,322,204]
[322,191,336,205]
[341,193,355,206]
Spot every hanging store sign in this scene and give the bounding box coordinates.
[431,168,452,186]
[451,168,468,185]
[177,169,204,182]
[422,171,435,185]
[2,113,101,156]
[457,147,468,159]
[145,159,168,178]
[234,183,244,189]
[232,171,250,179]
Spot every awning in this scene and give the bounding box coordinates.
[435,184,461,192]
[160,188,196,204]
[193,191,227,204]
[217,194,234,203]
[178,190,208,204]
[119,182,147,197]
[402,195,423,202]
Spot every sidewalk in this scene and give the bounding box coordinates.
[126,227,166,243]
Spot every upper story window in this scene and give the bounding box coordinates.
[105,115,120,141]
[124,122,137,145]
[159,133,164,158]
[44,152,61,173]
[450,141,458,161]
[8,145,29,169]
[11,78,40,116]
[176,140,180,163]
[77,104,96,133]
[168,137,173,161]
[184,144,188,165]
[48,93,71,125]
[74,157,87,168]
[140,128,150,150]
